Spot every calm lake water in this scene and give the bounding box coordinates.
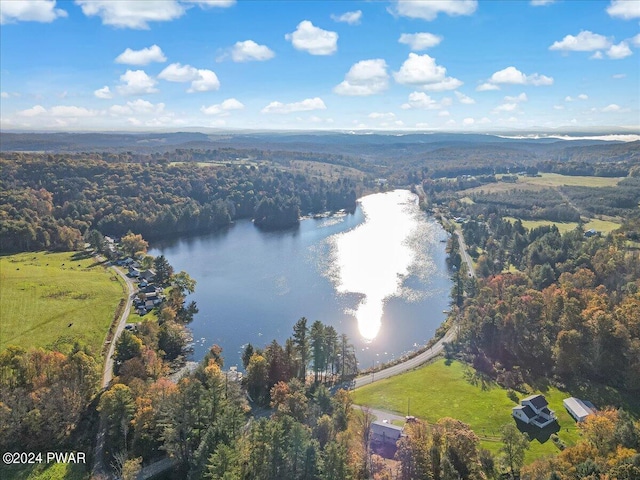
[151,190,452,369]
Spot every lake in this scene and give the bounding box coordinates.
[151,189,453,369]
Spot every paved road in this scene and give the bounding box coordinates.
[354,405,407,424]
[101,263,135,389]
[353,324,458,389]
[453,227,475,278]
[93,259,135,479]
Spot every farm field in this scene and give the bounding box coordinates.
[503,217,622,234]
[462,173,622,195]
[352,359,581,462]
[0,251,125,355]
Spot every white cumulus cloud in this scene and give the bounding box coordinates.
[49,105,98,117]
[331,10,362,25]
[201,98,244,115]
[1,0,67,24]
[565,94,589,102]
[463,117,475,125]
[115,45,167,65]
[476,82,500,91]
[158,63,198,82]
[632,34,640,47]
[18,104,97,118]
[188,70,220,92]
[393,53,462,91]
[487,66,553,86]
[94,86,113,99]
[261,97,326,114]
[549,30,611,51]
[398,33,443,51]
[158,63,220,92]
[607,41,633,59]
[109,99,165,116]
[401,91,450,110]
[334,59,389,96]
[602,103,621,112]
[530,0,555,5]
[455,91,475,104]
[230,40,275,62]
[75,0,186,29]
[117,70,158,95]
[504,92,528,103]
[607,0,640,19]
[285,20,338,55]
[18,105,48,117]
[391,0,478,20]
[368,112,396,119]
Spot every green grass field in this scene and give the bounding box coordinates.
[0,462,88,480]
[463,173,622,195]
[352,359,581,462]
[503,217,621,234]
[0,251,125,355]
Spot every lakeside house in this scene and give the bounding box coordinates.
[563,397,595,422]
[512,394,557,428]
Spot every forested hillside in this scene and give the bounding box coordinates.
[0,153,359,252]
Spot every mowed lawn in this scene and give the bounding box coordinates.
[352,359,581,462]
[0,251,125,355]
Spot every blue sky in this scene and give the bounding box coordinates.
[1,0,639,132]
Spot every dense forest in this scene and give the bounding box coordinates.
[0,153,359,251]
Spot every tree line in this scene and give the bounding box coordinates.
[0,153,359,252]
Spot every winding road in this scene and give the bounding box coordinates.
[101,262,136,389]
[92,258,136,479]
[353,323,458,389]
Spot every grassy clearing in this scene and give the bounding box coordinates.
[463,173,622,195]
[583,218,622,233]
[523,173,622,188]
[0,251,125,355]
[0,462,88,480]
[352,359,581,462]
[503,217,621,234]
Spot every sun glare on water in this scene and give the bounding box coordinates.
[329,190,422,341]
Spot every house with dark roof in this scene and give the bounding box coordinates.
[512,394,557,428]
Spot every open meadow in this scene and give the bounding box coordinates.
[0,251,125,355]
[503,216,622,234]
[352,359,582,462]
[465,173,622,194]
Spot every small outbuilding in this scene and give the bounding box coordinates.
[563,397,594,422]
[370,421,404,446]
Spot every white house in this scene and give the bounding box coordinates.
[512,394,557,428]
[370,421,404,446]
[563,397,594,422]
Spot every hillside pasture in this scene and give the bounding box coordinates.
[462,173,622,195]
[0,251,125,355]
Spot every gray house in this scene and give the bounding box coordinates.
[370,421,404,446]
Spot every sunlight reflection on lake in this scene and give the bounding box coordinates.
[326,190,437,341]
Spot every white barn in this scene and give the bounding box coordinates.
[563,397,594,422]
